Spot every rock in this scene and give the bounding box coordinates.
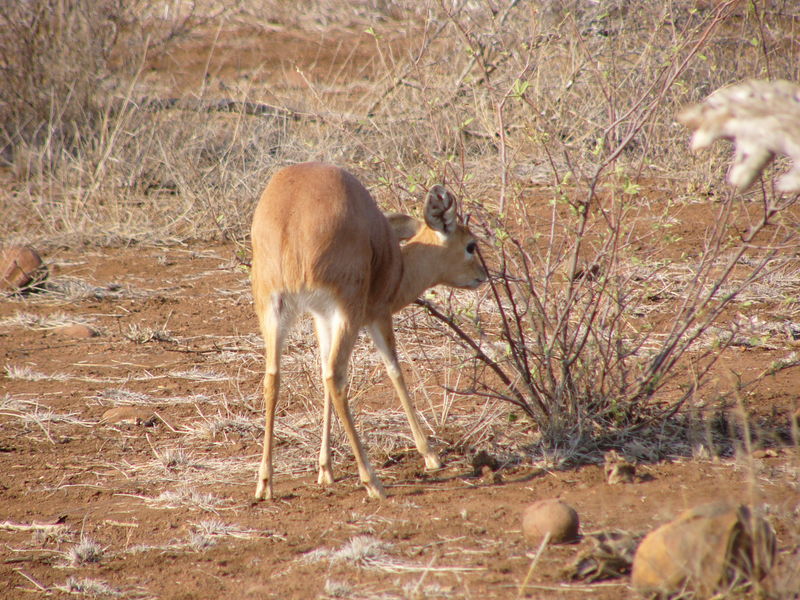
[471,450,500,476]
[522,499,580,546]
[0,245,47,292]
[57,324,99,338]
[100,407,156,426]
[564,530,640,582]
[472,450,504,484]
[604,450,636,484]
[632,502,776,598]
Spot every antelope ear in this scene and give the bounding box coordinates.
[423,184,457,235]
[385,212,422,241]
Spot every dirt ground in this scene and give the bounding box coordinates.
[2,15,800,600]
[1,238,798,599]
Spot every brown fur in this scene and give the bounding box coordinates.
[250,162,486,500]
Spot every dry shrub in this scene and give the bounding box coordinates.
[0,0,119,154]
[4,1,800,244]
[0,0,244,243]
[0,0,234,147]
[390,1,800,449]
[237,0,425,29]
[3,2,800,449]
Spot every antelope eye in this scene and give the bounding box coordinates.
[466,241,477,254]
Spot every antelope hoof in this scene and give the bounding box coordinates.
[424,454,443,470]
[254,481,273,501]
[365,480,387,500]
[317,466,335,485]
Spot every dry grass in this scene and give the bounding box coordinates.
[122,323,176,344]
[66,538,105,566]
[56,577,122,598]
[0,311,95,330]
[304,534,479,574]
[142,489,232,513]
[0,395,95,436]
[2,276,149,304]
[92,388,212,406]
[186,519,263,551]
[4,1,798,247]
[2,3,799,598]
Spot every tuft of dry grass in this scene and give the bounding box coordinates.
[92,388,212,406]
[304,535,480,574]
[186,519,263,551]
[0,311,95,330]
[57,577,121,598]
[123,323,176,344]
[154,447,199,471]
[145,489,231,513]
[66,537,105,566]
[1,395,94,431]
[304,535,394,567]
[0,519,72,545]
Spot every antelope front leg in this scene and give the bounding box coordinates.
[368,321,442,470]
[388,369,442,470]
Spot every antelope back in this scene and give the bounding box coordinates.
[250,163,403,320]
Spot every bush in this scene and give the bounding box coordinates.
[0,0,124,159]
[405,1,800,448]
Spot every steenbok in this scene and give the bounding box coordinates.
[250,162,487,500]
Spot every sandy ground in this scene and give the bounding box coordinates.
[2,16,799,600]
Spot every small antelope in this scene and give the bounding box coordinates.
[250,162,487,500]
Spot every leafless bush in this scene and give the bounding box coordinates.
[0,0,119,157]
[0,0,235,155]
[449,189,799,444]
[407,3,800,449]
[0,0,250,245]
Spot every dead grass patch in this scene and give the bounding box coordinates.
[1,4,799,599]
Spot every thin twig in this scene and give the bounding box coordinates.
[14,569,50,593]
[517,532,551,598]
